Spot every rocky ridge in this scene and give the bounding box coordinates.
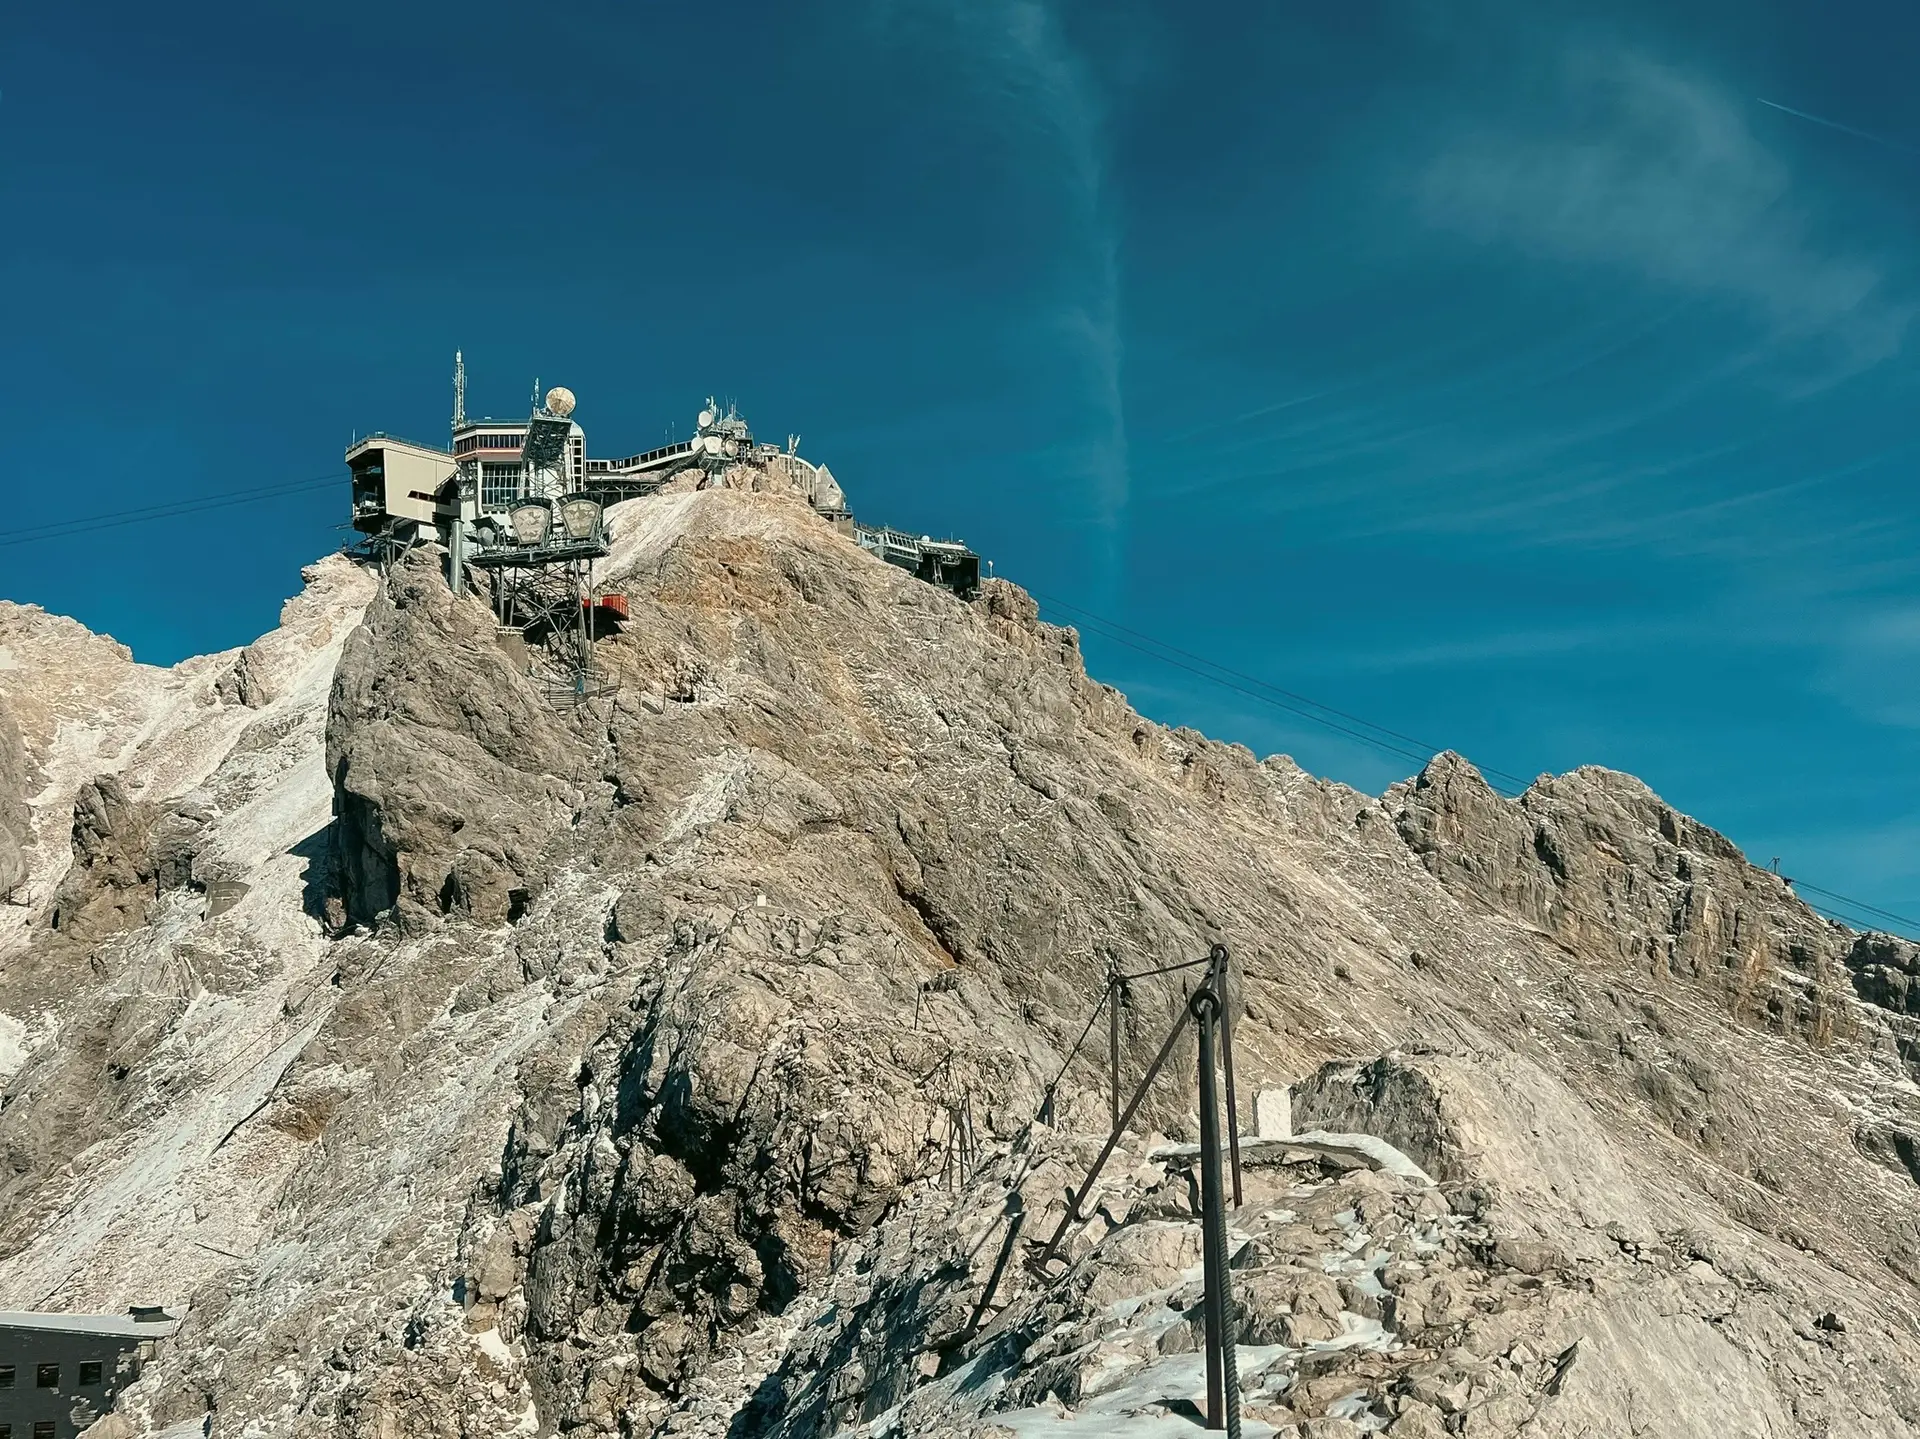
[0,478,1913,1437]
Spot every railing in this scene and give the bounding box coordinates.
[345,431,452,458]
[601,439,696,472]
[1021,945,1246,1436]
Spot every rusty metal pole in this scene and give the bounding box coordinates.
[1212,944,1244,1208]
[1192,981,1242,1438]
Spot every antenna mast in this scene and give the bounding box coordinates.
[452,350,467,433]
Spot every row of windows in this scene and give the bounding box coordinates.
[0,1360,103,1387]
[456,434,590,458]
[454,432,528,455]
[0,1422,60,1438]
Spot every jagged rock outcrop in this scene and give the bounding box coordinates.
[0,492,1915,1439]
[41,776,211,944]
[1847,931,1920,1018]
[1391,753,1855,1045]
[216,644,276,709]
[0,556,376,1283]
[326,549,593,929]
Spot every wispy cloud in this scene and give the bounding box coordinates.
[872,1,1128,551]
[1824,606,1920,728]
[1755,97,1920,159]
[1416,50,1914,378]
[1327,619,1692,673]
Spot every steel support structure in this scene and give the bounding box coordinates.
[1034,947,1245,1435]
[1192,973,1243,1436]
[483,555,610,705]
[1211,943,1244,1208]
[1035,996,1193,1270]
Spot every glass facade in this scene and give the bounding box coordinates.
[480,462,523,512]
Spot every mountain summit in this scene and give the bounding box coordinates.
[1,484,1916,1438]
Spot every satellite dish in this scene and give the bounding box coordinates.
[697,409,715,429]
[544,386,577,418]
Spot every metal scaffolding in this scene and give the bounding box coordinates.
[1029,944,1246,1434]
[468,493,618,705]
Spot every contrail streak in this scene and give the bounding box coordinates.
[1755,97,1920,157]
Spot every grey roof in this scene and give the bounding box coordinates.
[0,1310,182,1339]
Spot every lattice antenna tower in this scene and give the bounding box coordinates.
[452,350,467,432]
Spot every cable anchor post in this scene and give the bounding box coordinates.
[1105,955,1127,1136]
[1191,977,1243,1437]
[1210,943,1244,1208]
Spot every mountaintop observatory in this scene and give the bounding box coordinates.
[345,356,982,702]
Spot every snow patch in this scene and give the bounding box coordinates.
[0,1012,26,1082]
[662,750,749,844]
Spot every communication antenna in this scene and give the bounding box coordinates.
[452,350,467,433]
[531,376,542,410]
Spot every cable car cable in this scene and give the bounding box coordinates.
[1027,586,1537,793]
[1,473,340,548]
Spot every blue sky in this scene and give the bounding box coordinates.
[3,0,1917,927]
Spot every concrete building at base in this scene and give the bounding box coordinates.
[0,1308,179,1439]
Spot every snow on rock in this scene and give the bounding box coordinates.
[0,555,375,1311]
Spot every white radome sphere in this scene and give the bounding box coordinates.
[545,386,577,417]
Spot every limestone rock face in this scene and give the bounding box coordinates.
[0,695,28,901]
[326,548,592,929]
[1390,753,1855,1049]
[0,554,376,1281]
[0,493,1915,1439]
[215,645,275,709]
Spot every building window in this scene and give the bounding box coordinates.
[79,1361,102,1385]
[0,1363,12,1386]
[35,1364,57,1388]
[35,1425,55,1439]
[481,463,523,511]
